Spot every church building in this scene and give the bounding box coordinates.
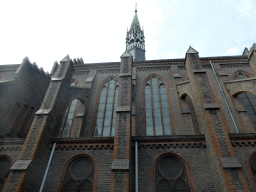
[1,8,256,192]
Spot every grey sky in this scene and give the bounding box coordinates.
[0,0,255,72]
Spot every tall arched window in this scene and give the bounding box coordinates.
[95,79,119,137]
[145,77,171,136]
[156,155,190,192]
[234,73,256,129]
[61,156,94,192]
[251,153,256,182]
[7,105,28,137]
[59,82,80,137]
[1,102,21,137]
[181,95,200,134]
[18,106,35,138]
[0,156,11,191]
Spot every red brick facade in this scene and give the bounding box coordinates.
[2,15,256,192]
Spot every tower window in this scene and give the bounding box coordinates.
[95,79,119,137]
[145,77,171,136]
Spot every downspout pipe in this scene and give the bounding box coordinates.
[39,142,56,192]
[135,141,138,192]
[209,60,239,133]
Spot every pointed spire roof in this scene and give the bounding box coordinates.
[129,8,142,32]
[121,50,132,58]
[186,46,198,54]
[60,55,71,62]
[242,47,249,56]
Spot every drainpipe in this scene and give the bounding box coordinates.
[39,142,56,192]
[209,60,239,133]
[135,141,138,192]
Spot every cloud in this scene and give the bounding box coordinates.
[223,47,239,56]
[224,0,256,17]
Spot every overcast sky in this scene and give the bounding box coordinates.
[0,0,256,73]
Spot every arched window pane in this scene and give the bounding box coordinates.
[95,79,119,137]
[63,180,77,192]
[145,77,171,136]
[152,79,162,135]
[160,85,171,135]
[158,178,171,191]
[60,99,78,137]
[145,85,153,135]
[173,178,189,192]
[238,92,256,129]
[79,179,92,192]
[111,86,119,136]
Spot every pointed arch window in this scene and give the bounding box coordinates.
[251,153,256,182]
[156,155,190,192]
[59,82,80,137]
[234,72,250,80]
[95,79,119,137]
[1,102,21,137]
[0,156,11,191]
[145,77,171,136]
[234,73,256,129]
[61,156,94,192]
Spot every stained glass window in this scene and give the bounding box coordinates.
[95,79,119,137]
[145,77,171,136]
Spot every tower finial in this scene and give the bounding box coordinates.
[135,3,137,12]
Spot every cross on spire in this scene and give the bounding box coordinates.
[135,3,137,12]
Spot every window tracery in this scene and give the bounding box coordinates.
[156,155,190,192]
[145,77,171,136]
[61,156,94,192]
[95,79,119,137]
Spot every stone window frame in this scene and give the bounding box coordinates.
[180,94,201,134]
[2,102,35,138]
[94,77,119,137]
[233,71,256,131]
[232,70,252,80]
[143,75,173,136]
[60,155,95,192]
[0,155,12,191]
[154,153,191,192]
[58,81,80,137]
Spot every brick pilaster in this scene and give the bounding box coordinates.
[185,47,249,191]
[3,56,74,192]
[110,51,133,192]
[248,46,256,73]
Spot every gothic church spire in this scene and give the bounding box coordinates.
[126,6,145,61]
